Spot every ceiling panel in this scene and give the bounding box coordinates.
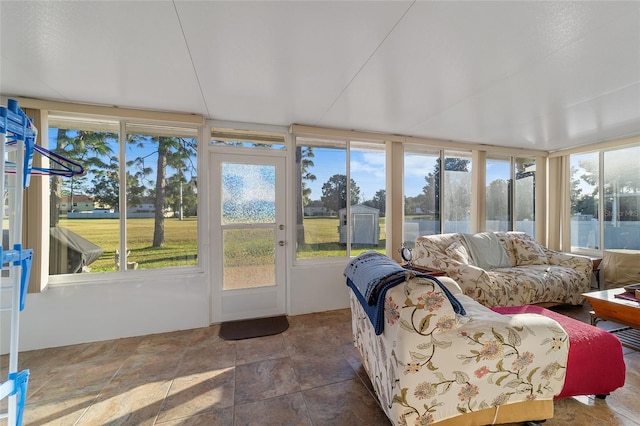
[1,1,639,152]
[320,1,640,148]
[1,1,206,114]
[175,1,412,125]
[408,4,640,149]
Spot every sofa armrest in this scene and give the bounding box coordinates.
[544,249,593,275]
[376,285,569,424]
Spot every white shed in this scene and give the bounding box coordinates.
[338,204,380,246]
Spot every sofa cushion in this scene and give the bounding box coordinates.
[462,232,511,269]
[512,237,548,266]
[444,240,471,264]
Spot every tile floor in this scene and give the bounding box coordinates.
[1,304,639,425]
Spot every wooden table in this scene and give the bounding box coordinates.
[583,288,640,328]
[401,263,447,276]
[583,288,640,350]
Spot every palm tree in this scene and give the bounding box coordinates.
[50,129,115,226]
[296,146,316,245]
[130,136,197,247]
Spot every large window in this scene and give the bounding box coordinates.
[402,149,474,239]
[404,146,440,247]
[485,156,536,235]
[443,151,472,233]
[295,137,385,259]
[402,148,473,239]
[486,157,511,232]
[570,145,640,253]
[48,116,198,276]
[570,152,599,250]
[125,124,198,270]
[603,146,640,250]
[349,141,386,256]
[513,157,536,236]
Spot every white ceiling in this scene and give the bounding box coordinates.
[1,1,639,152]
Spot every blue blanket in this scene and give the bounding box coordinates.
[344,251,406,305]
[345,252,466,335]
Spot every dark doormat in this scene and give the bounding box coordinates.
[219,315,289,340]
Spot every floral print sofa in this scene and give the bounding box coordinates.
[413,231,592,307]
[349,274,569,425]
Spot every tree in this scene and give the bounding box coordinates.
[321,174,360,212]
[129,135,197,247]
[88,170,145,212]
[50,129,116,226]
[486,179,509,220]
[421,157,470,219]
[88,171,119,210]
[404,193,428,215]
[299,147,316,206]
[166,175,198,217]
[364,189,386,215]
[570,162,598,217]
[296,146,316,245]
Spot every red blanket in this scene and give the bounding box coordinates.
[491,305,626,398]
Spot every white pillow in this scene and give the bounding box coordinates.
[462,232,512,269]
[445,240,470,264]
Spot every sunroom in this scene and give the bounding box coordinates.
[1,1,640,424]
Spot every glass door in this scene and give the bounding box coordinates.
[210,153,286,322]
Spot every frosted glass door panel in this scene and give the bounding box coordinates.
[223,228,275,290]
[222,163,276,225]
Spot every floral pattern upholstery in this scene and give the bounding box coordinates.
[349,275,569,425]
[413,232,592,307]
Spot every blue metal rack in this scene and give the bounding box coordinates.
[0,99,36,426]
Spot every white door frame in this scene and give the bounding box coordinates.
[209,152,287,323]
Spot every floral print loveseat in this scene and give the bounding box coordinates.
[349,274,569,425]
[413,231,592,307]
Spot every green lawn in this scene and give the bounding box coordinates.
[57,217,198,272]
[296,216,386,258]
[57,216,386,272]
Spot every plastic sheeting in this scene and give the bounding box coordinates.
[49,227,104,274]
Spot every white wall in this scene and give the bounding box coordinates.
[289,262,350,315]
[1,272,210,353]
[1,261,352,353]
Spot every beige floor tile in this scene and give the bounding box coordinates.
[156,367,235,423]
[2,305,638,425]
[290,352,358,390]
[154,407,233,426]
[77,380,171,425]
[234,358,300,405]
[21,394,95,426]
[302,378,389,425]
[235,334,288,365]
[233,393,312,426]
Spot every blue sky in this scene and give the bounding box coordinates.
[306,150,510,201]
[47,128,195,191]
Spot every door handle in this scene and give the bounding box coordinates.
[278,241,286,246]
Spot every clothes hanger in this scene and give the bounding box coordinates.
[4,139,85,182]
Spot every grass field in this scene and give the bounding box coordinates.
[56,216,387,273]
[296,216,386,258]
[57,217,198,272]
